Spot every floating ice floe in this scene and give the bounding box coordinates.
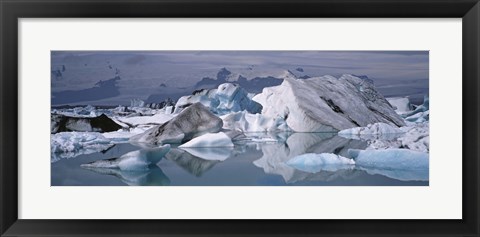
[286,153,355,173]
[130,103,223,145]
[348,148,429,170]
[81,145,171,171]
[338,122,404,140]
[174,83,262,115]
[51,132,114,162]
[221,111,290,132]
[179,132,233,148]
[252,74,405,132]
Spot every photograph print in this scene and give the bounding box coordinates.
[51,51,429,186]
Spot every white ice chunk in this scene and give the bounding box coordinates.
[286,153,355,173]
[179,132,233,148]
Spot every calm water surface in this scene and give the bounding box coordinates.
[51,133,428,186]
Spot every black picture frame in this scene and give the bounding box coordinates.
[1,0,479,236]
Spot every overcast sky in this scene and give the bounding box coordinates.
[51,51,429,105]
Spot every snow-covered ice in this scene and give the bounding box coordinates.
[286,153,355,173]
[253,74,405,132]
[81,145,171,171]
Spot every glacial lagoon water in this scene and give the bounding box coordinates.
[51,133,428,186]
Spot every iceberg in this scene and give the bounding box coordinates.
[221,111,290,132]
[338,122,404,140]
[81,145,171,171]
[51,114,122,133]
[129,103,223,145]
[286,153,355,173]
[51,132,114,162]
[179,132,233,148]
[175,83,262,115]
[349,148,429,170]
[253,74,405,132]
[403,96,429,123]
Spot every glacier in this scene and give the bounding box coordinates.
[252,74,405,132]
[80,145,171,171]
[129,103,223,145]
[286,153,355,173]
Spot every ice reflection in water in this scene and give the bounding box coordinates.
[52,132,428,186]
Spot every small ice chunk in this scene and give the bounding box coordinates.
[286,153,355,173]
[179,132,233,148]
